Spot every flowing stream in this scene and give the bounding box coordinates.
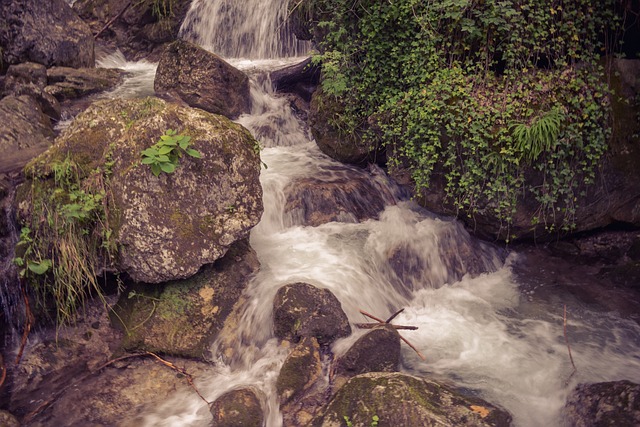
[68,0,640,425]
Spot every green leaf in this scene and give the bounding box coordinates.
[158,145,174,155]
[151,164,161,177]
[160,162,176,173]
[186,148,202,158]
[28,259,52,275]
[141,148,158,157]
[141,157,156,164]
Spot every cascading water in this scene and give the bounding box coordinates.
[100,1,640,426]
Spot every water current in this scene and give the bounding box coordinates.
[45,0,640,425]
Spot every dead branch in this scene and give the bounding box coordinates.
[564,304,577,383]
[355,322,418,330]
[358,309,426,361]
[385,308,404,323]
[94,1,132,39]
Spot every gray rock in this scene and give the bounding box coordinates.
[270,57,320,101]
[112,239,260,358]
[335,326,401,377]
[0,0,94,68]
[4,62,61,120]
[0,95,54,174]
[154,39,251,119]
[45,66,124,101]
[565,380,640,427]
[277,337,323,404]
[20,96,263,283]
[313,372,512,427]
[210,387,265,427]
[273,282,351,346]
[0,410,19,427]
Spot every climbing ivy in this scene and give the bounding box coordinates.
[307,0,622,239]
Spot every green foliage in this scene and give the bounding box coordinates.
[343,414,379,427]
[17,154,117,325]
[141,129,201,177]
[307,0,620,238]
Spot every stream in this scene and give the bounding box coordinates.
[9,0,640,425]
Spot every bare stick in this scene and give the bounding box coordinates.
[94,1,132,39]
[358,309,426,361]
[355,322,418,330]
[359,309,385,323]
[385,308,405,324]
[564,304,577,381]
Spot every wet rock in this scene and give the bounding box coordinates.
[273,282,351,346]
[155,39,251,119]
[565,380,640,427]
[0,0,94,68]
[313,372,512,427]
[310,88,379,165]
[112,239,260,358]
[0,95,54,174]
[45,66,124,101]
[0,409,20,427]
[3,62,61,120]
[270,57,320,102]
[210,387,265,427]
[18,97,263,283]
[334,326,401,378]
[277,337,323,404]
[284,164,403,226]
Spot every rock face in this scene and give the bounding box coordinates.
[270,57,320,102]
[45,66,124,101]
[210,387,265,427]
[155,39,251,119]
[21,96,263,283]
[3,62,61,120]
[313,372,512,427]
[273,282,351,346]
[112,239,259,358]
[0,0,94,68]
[0,95,54,174]
[565,380,640,427]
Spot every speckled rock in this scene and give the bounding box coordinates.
[19,96,263,283]
[210,387,265,427]
[277,337,323,404]
[565,380,640,427]
[273,282,351,346]
[334,325,401,377]
[155,39,251,119]
[313,372,512,427]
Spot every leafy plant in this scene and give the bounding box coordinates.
[141,129,202,177]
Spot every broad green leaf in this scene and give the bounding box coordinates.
[158,145,173,155]
[151,164,161,176]
[160,162,176,173]
[141,148,158,157]
[186,148,202,158]
[28,259,52,275]
[141,157,156,164]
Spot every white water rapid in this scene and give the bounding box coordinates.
[102,1,640,426]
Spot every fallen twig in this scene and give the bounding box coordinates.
[355,323,418,330]
[359,309,426,361]
[564,304,577,383]
[94,1,132,39]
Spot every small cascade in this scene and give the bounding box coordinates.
[179,0,309,59]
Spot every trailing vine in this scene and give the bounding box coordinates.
[306,0,622,239]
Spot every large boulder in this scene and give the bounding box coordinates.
[313,372,512,427]
[3,62,61,120]
[273,282,351,346]
[154,39,251,119]
[0,0,94,68]
[19,96,263,283]
[565,380,640,427]
[0,95,54,174]
[270,57,320,102]
[334,326,401,378]
[112,239,260,358]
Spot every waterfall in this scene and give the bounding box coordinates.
[179,0,309,59]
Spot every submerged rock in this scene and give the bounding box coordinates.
[155,39,251,119]
[19,96,263,283]
[273,282,351,346]
[313,372,512,427]
[0,0,94,68]
[210,387,265,427]
[565,380,640,427]
[112,239,260,358]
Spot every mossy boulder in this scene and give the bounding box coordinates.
[277,337,323,404]
[19,96,263,283]
[154,39,251,119]
[112,239,259,358]
[210,387,265,427]
[273,282,351,346]
[565,380,640,427]
[313,372,512,427]
[334,326,401,378]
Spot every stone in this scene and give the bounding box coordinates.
[0,95,54,174]
[565,380,640,427]
[45,67,124,101]
[334,326,401,377]
[4,62,61,120]
[112,239,260,358]
[270,57,320,101]
[283,164,403,227]
[0,410,19,427]
[277,337,323,404]
[210,387,264,427]
[19,97,263,283]
[273,282,351,346]
[154,39,251,119]
[0,0,94,68]
[313,372,512,427]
